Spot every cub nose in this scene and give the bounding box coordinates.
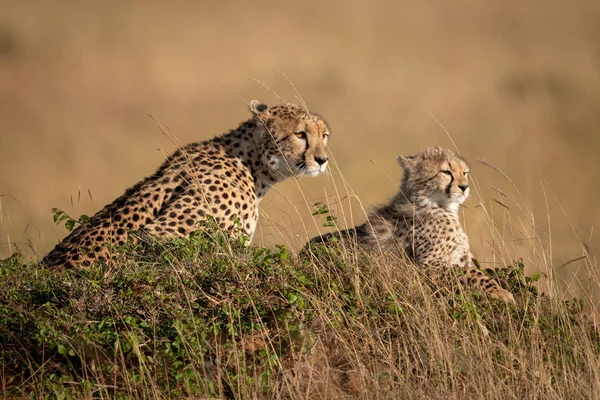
[315,156,328,166]
[458,184,469,192]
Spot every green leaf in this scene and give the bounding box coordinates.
[65,219,75,232]
[57,344,67,355]
[322,215,338,227]
[286,292,299,304]
[312,202,330,215]
[530,271,541,282]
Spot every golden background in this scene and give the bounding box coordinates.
[0,1,598,295]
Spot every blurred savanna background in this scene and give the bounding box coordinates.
[0,0,598,298]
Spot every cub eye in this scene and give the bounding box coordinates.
[295,131,307,140]
[441,170,452,176]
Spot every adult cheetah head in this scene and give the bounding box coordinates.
[397,146,470,210]
[249,100,330,178]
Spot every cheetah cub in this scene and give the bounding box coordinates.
[311,146,515,303]
[43,100,330,269]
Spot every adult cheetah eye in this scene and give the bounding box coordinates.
[441,170,452,176]
[295,131,307,140]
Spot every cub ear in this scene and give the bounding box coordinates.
[396,155,415,169]
[249,100,270,116]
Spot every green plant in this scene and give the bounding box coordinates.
[1,215,598,398]
[51,208,91,232]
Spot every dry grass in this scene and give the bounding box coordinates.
[0,1,599,397]
[2,127,599,397]
[0,0,598,266]
[1,208,599,399]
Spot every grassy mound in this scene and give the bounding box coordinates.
[1,230,599,399]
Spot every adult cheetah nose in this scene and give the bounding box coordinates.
[315,156,328,166]
[458,184,469,192]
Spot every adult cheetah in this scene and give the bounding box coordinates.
[42,100,331,269]
[310,146,515,303]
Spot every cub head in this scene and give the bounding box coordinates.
[397,146,470,210]
[249,100,330,178]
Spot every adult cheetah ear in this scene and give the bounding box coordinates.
[396,155,415,169]
[249,100,271,117]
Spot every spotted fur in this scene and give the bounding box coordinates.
[42,100,330,269]
[311,146,515,303]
